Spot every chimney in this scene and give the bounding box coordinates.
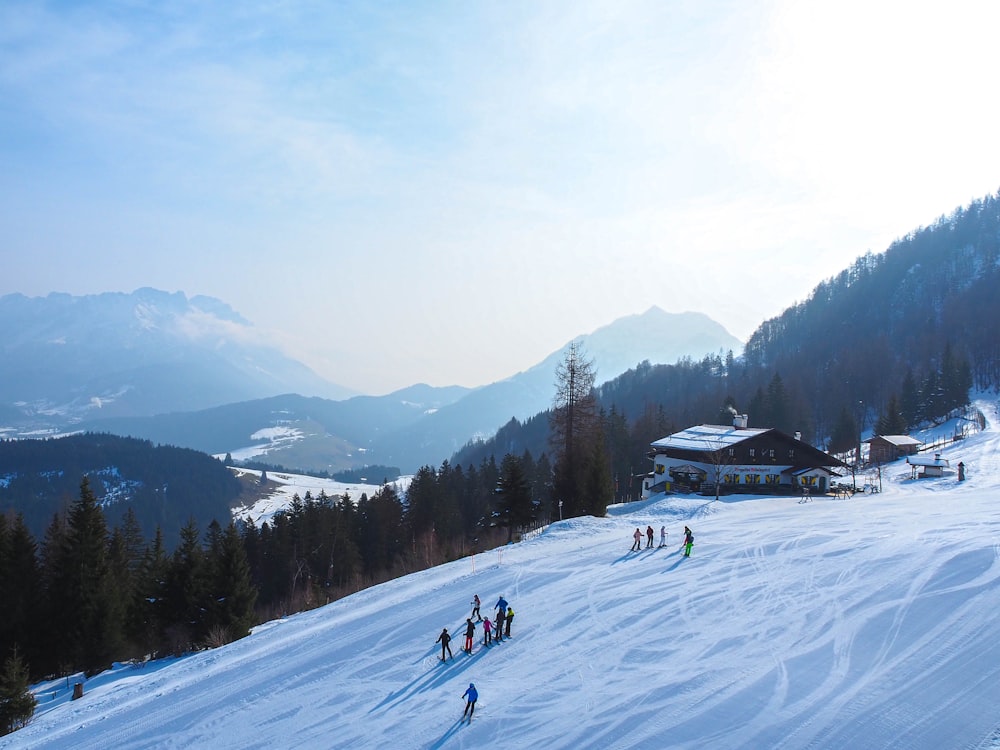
[733,414,748,429]
[794,431,802,441]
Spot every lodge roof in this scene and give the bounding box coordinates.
[650,424,769,452]
[649,422,848,469]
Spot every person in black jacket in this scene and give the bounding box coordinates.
[436,628,453,660]
[463,618,475,654]
[683,526,694,557]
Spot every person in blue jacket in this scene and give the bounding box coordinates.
[462,683,478,720]
[495,594,508,616]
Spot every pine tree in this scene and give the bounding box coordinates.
[205,522,257,644]
[494,454,534,542]
[0,647,36,736]
[829,407,859,456]
[2,516,41,672]
[875,394,907,436]
[47,478,123,675]
[900,368,920,428]
[162,519,208,654]
[129,527,170,659]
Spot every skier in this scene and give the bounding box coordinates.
[505,606,514,637]
[631,527,642,551]
[483,616,493,646]
[463,618,475,654]
[494,607,505,642]
[471,594,482,622]
[659,525,667,548]
[683,526,694,557]
[495,594,508,615]
[462,683,478,721]
[436,627,454,660]
[646,525,654,548]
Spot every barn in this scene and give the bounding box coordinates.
[865,434,922,464]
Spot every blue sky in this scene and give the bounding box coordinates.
[3,0,999,394]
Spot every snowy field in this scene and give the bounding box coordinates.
[228,466,407,526]
[6,401,1000,749]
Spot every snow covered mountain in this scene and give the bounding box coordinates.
[365,306,742,471]
[9,400,1000,749]
[57,305,740,474]
[0,289,355,428]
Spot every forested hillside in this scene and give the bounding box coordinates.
[0,434,241,546]
[453,192,997,487]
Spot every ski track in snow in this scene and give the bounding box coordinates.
[5,401,1000,749]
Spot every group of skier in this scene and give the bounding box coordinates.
[435,593,515,662]
[432,594,516,725]
[631,524,694,556]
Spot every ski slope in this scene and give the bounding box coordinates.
[6,402,1000,749]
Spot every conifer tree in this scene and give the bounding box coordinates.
[494,454,534,542]
[129,527,170,658]
[163,519,208,653]
[206,522,257,643]
[3,515,41,671]
[47,478,123,675]
[0,646,36,736]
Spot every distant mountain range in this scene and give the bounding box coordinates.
[0,290,742,473]
[0,288,356,428]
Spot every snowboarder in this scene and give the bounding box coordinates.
[631,527,642,551]
[683,526,694,557]
[646,525,654,548]
[462,683,478,721]
[659,525,667,548]
[483,617,493,646]
[505,606,514,637]
[436,627,453,660]
[464,618,475,654]
[471,594,482,621]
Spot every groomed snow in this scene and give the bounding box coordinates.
[6,402,1000,749]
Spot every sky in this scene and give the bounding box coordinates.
[6,399,1000,749]
[3,1,1000,395]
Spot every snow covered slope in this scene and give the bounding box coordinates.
[6,403,1000,749]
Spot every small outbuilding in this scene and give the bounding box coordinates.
[866,435,922,464]
[906,453,950,479]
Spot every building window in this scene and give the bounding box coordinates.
[788,449,795,459]
[728,448,735,457]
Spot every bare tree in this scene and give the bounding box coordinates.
[550,341,598,461]
[549,342,604,517]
